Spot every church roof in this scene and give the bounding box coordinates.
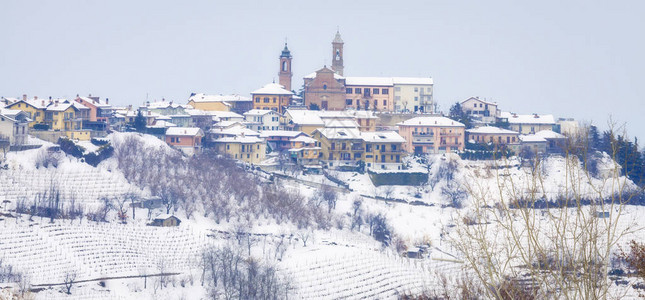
[280,43,291,58]
[251,83,293,95]
[333,30,343,43]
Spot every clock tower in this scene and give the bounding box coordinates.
[331,30,344,76]
[278,43,293,91]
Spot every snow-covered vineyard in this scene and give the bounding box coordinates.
[0,220,204,285]
[0,132,643,299]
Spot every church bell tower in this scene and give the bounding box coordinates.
[331,30,344,76]
[278,43,293,91]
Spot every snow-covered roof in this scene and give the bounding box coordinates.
[188,93,251,103]
[361,131,406,143]
[391,77,434,85]
[291,135,317,144]
[71,101,90,110]
[303,70,345,80]
[461,97,497,106]
[500,112,555,125]
[466,126,518,135]
[345,77,394,86]
[534,130,566,139]
[149,120,177,128]
[251,83,293,95]
[207,110,244,119]
[286,110,325,126]
[154,214,178,220]
[323,118,359,128]
[146,100,185,109]
[45,102,75,112]
[211,125,260,137]
[184,108,213,116]
[215,136,264,144]
[259,130,305,138]
[77,96,111,108]
[519,135,547,143]
[244,109,277,116]
[165,127,204,137]
[397,116,465,127]
[315,127,362,140]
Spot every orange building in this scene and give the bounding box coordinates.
[397,116,465,155]
[251,83,293,114]
[165,127,204,155]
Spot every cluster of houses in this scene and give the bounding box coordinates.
[0,31,577,171]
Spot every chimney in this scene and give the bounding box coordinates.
[105,98,109,104]
[146,101,150,106]
[148,111,151,116]
[22,94,27,101]
[162,98,165,102]
[41,100,44,106]
[35,96,38,100]
[88,93,92,97]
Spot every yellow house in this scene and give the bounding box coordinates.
[5,98,47,127]
[288,135,321,166]
[187,93,252,113]
[251,83,293,114]
[214,135,266,164]
[361,131,406,170]
[311,127,365,169]
[45,101,82,131]
[500,112,555,135]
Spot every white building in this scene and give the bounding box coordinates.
[0,109,29,147]
[461,97,499,124]
[243,109,281,131]
[392,77,434,113]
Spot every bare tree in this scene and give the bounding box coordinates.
[63,271,77,294]
[450,126,638,299]
[297,229,311,247]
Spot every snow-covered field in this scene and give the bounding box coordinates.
[1,133,643,299]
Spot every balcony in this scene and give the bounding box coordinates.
[440,132,462,137]
[412,132,434,137]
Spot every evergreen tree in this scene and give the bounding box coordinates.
[448,102,473,129]
[589,125,600,151]
[134,111,147,132]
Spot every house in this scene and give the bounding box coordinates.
[251,83,293,114]
[312,127,364,169]
[74,95,113,129]
[466,126,519,146]
[344,77,394,111]
[461,97,499,124]
[0,109,29,146]
[165,127,204,155]
[152,214,181,227]
[44,100,83,132]
[243,109,281,131]
[259,130,308,152]
[397,116,465,155]
[209,123,260,141]
[187,93,253,114]
[392,77,434,113]
[4,95,47,127]
[208,111,244,123]
[213,135,266,164]
[284,109,326,134]
[534,130,567,153]
[499,112,555,135]
[519,135,547,155]
[288,135,321,168]
[361,131,407,170]
[184,108,215,131]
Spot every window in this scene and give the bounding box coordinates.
[346,88,353,94]
[382,89,388,94]
[394,87,401,92]
[171,137,175,143]
[394,96,400,100]
[177,137,180,143]
[282,61,287,71]
[331,143,335,150]
[273,97,276,103]
[373,100,377,107]
[255,97,259,103]
[414,97,418,101]
[383,100,387,106]
[414,87,418,92]
[323,84,327,90]
[346,99,352,105]
[373,88,379,94]
[263,97,269,103]
[355,88,361,94]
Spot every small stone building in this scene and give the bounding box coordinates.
[152,214,181,227]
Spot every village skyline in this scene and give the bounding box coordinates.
[1,1,644,141]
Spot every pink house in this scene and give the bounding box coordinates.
[165,127,204,155]
[397,116,465,155]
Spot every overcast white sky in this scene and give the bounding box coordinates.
[1,0,643,142]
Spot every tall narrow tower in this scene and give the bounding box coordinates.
[331,30,344,76]
[278,43,293,91]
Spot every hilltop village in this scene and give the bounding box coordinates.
[1,30,577,172]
